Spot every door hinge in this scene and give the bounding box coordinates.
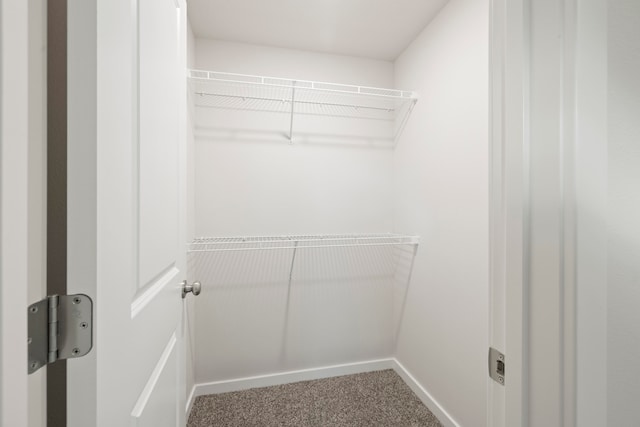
[489,347,505,385]
[28,294,93,374]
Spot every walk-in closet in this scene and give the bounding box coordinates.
[11,0,640,426]
[183,1,488,426]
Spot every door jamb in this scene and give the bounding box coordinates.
[0,0,30,425]
[488,1,608,426]
[488,0,530,425]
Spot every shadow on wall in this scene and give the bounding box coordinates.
[195,126,398,149]
[190,93,415,149]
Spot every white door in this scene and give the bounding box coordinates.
[66,0,188,425]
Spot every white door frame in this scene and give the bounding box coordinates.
[0,0,30,426]
[489,0,608,426]
[488,0,529,425]
[572,0,607,425]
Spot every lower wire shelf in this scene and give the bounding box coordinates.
[187,233,420,373]
[187,233,419,253]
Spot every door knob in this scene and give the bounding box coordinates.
[181,280,201,299]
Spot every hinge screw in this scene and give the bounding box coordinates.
[29,306,38,313]
[30,362,38,369]
[71,348,80,356]
[72,297,81,304]
[80,322,88,329]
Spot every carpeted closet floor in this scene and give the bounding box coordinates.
[187,369,444,427]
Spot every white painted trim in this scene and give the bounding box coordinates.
[131,333,178,419]
[67,1,99,425]
[573,0,608,427]
[488,0,529,426]
[0,0,30,425]
[573,1,608,426]
[488,1,597,426]
[131,265,179,318]
[185,385,196,418]
[194,358,394,396]
[488,1,507,425]
[392,360,459,427]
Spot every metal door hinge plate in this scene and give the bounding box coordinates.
[28,294,93,374]
[489,347,505,385]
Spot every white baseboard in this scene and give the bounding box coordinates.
[391,359,459,427]
[193,358,394,397]
[189,357,458,427]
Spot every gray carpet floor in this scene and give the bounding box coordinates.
[187,369,444,427]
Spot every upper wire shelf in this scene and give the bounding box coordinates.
[187,233,420,253]
[188,70,419,146]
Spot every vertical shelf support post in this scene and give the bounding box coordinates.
[289,81,296,143]
[280,240,299,363]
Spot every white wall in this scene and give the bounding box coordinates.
[195,39,394,89]
[193,40,396,237]
[393,1,489,426]
[191,40,404,384]
[607,1,640,425]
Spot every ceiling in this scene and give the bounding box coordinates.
[187,0,449,61]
